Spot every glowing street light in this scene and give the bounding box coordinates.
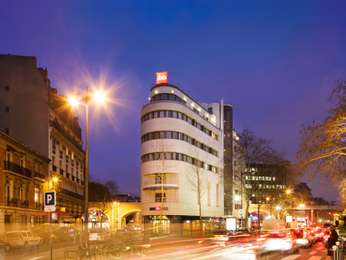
[275,205,282,211]
[92,89,107,104]
[66,88,110,227]
[266,196,270,202]
[67,96,80,108]
[298,203,305,209]
[52,176,59,184]
[285,189,292,195]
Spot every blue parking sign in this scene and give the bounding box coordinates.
[44,191,56,206]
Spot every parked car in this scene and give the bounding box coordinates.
[5,231,42,249]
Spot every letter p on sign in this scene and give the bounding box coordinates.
[45,192,56,206]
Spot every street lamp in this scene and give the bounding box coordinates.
[298,203,305,209]
[67,88,108,227]
[275,205,282,211]
[285,189,292,195]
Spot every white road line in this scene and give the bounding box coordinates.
[309,250,317,255]
[307,256,321,260]
[281,255,300,260]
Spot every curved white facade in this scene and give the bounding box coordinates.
[140,83,224,220]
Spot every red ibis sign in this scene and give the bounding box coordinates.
[156,71,168,84]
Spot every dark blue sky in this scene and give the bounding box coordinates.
[1,1,346,200]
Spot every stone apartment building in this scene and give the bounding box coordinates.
[0,54,85,223]
[48,87,85,221]
[0,130,49,227]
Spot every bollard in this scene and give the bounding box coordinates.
[336,242,341,260]
[333,245,338,260]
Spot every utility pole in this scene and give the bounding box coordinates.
[257,203,261,234]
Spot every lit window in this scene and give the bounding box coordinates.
[34,188,39,203]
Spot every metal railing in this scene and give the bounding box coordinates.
[332,238,346,260]
[4,161,32,178]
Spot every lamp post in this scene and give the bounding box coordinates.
[67,89,107,228]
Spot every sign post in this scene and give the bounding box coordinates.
[44,191,56,212]
[44,191,56,260]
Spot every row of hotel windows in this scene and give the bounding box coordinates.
[154,185,221,207]
[141,110,218,140]
[150,93,213,124]
[245,175,277,181]
[141,131,218,157]
[245,184,286,189]
[141,152,219,174]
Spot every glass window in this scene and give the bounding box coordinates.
[153,132,160,139]
[172,132,179,139]
[155,192,166,202]
[166,131,172,139]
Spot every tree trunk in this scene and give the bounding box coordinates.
[244,199,250,230]
[197,170,202,220]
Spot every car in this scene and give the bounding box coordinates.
[211,230,252,246]
[5,231,42,249]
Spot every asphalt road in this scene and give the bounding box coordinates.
[0,237,331,260]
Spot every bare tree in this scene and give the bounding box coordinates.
[239,129,287,228]
[297,81,346,183]
[105,180,119,198]
[188,160,204,220]
[240,129,284,164]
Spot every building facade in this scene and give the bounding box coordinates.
[48,87,85,221]
[223,104,246,223]
[0,54,85,222]
[223,105,234,216]
[244,162,289,204]
[140,81,224,223]
[230,131,246,220]
[0,130,49,228]
[0,54,49,157]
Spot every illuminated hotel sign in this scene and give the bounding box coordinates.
[156,71,168,84]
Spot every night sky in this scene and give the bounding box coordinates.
[1,1,346,201]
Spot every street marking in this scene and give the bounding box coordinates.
[281,255,300,260]
[307,256,321,260]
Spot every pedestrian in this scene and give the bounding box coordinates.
[326,225,338,256]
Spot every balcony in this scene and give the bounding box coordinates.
[143,183,179,190]
[35,202,43,210]
[34,171,46,179]
[61,188,84,200]
[4,161,32,178]
[6,199,29,208]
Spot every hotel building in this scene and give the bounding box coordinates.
[140,79,224,223]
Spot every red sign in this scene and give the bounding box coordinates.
[156,71,168,84]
